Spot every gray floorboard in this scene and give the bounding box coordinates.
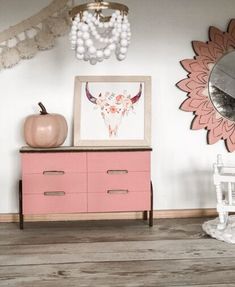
[0,218,233,287]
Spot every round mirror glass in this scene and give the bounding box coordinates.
[209,50,235,121]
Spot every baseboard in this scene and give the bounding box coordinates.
[155,208,217,218]
[0,209,217,223]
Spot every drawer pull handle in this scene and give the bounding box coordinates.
[44,191,65,196]
[107,189,129,194]
[43,171,65,175]
[107,170,128,175]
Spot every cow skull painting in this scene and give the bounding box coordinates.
[85,82,142,137]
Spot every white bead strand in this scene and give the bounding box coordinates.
[69,10,131,64]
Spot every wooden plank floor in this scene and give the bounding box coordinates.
[0,217,235,287]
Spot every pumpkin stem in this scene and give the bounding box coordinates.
[38,102,48,115]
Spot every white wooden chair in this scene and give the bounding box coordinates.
[213,154,235,230]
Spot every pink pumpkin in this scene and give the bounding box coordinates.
[24,102,68,148]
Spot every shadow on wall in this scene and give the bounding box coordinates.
[178,169,215,208]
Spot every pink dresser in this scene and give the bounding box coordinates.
[19,147,153,229]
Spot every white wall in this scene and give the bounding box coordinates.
[1,0,235,213]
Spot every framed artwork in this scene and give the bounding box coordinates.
[73,76,151,146]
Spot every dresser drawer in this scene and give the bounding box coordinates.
[88,191,150,212]
[23,193,87,214]
[22,152,86,174]
[23,173,86,194]
[88,172,150,193]
[87,152,150,172]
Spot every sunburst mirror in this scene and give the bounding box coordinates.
[177,19,235,152]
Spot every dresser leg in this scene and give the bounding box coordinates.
[149,181,153,227]
[143,211,148,220]
[19,180,24,230]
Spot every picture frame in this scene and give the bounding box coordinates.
[73,75,151,147]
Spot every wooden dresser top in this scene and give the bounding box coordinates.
[20,146,152,153]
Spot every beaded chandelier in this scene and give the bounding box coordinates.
[69,0,130,64]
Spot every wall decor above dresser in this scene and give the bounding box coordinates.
[73,76,151,147]
[177,19,235,152]
[0,0,71,70]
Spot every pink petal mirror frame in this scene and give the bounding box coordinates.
[177,19,235,152]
